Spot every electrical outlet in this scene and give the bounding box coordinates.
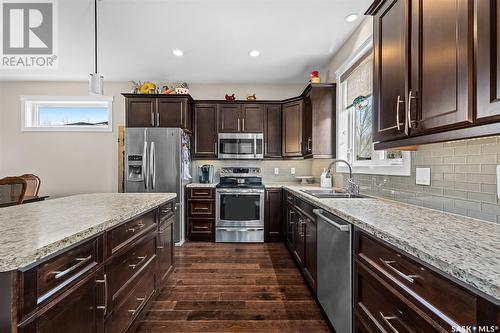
[290,168,296,175]
[274,168,279,175]
[416,168,431,186]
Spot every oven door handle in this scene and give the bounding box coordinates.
[218,228,264,232]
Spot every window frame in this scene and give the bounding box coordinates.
[21,96,114,132]
[335,37,411,177]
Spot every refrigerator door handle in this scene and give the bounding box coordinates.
[143,141,149,189]
[150,141,156,189]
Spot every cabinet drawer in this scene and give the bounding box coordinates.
[105,263,155,333]
[20,236,103,316]
[189,188,214,199]
[355,232,477,327]
[188,200,215,217]
[108,210,156,255]
[158,201,174,221]
[107,235,156,306]
[285,191,295,205]
[189,219,213,234]
[354,260,442,333]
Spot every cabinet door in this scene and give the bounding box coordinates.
[241,104,264,133]
[476,0,500,123]
[157,98,189,129]
[264,104,282,158]
[264,189,283,242]
[373,0,408,142]
[293,213,305,266]
[410,0,473,133]
[193,104,218,158]
[302,94,313,156]
[157,215,174,285]
[282,100,303,157]
[303,216,317,292]
[19,269,105,333]
[218,104,242,132]
[126,98,156,127]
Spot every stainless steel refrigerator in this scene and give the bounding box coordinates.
[124,128,191,244]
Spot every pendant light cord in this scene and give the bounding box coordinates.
[94,0,98,74]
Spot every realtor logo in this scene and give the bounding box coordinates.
[1,0,57,69]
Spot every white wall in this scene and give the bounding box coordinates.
[321,17,373,83]
[0,82,304,197]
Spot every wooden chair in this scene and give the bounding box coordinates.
[20,174,41,197]
[0,177,27,207]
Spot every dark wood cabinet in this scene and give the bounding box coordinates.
[157,97,192,131]
[124,95,192,130]
[157,214,174,286]
[264,188,283,242]
[264,104,282,158]
[302,84,336,158]
[126,98,155,128]
[284,195,296,250]
[282,100,303,157]
[476,0,500,123]
[303,215,317,291]
[241,104,264,132]
[410,0,473,134]
[193,104,218,158]
[218,104,241,132]
[186,188,215,241]
[18,268,105,333]
[372,0,408,142]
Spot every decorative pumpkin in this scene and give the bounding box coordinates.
[139,82,157,94]
[310,71,321,84]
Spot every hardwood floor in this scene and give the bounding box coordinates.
[136,242,331,333]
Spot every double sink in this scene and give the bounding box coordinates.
[301,189,365,199]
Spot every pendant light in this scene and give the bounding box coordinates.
[89,0,103,95]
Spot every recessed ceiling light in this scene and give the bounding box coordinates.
[172,49,184,57]
[249,50,260,57]
[345,14,358,22]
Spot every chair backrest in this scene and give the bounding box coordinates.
[20,174,41,197]
[0,177,27,206]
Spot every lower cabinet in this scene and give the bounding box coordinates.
[264,188,283,242]
[284,191,317,293]
[3,201,176,333]
[187,188,215,241]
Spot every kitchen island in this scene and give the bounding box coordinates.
[0,193,176,333]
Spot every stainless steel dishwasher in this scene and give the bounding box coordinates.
[313,208,352,333]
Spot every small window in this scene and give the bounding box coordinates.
[21,96,113,132]
[336,38,410,176]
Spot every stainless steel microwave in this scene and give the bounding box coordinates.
[218,133,264,159]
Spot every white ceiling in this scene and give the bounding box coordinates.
[0,0,371,83]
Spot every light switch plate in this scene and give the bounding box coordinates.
[290,168,296,175]
[274,168,279,175]
[416,167,431,186]
[496,165,500,199]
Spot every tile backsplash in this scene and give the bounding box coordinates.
[193,136,500,224]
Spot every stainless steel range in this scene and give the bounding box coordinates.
[215,167,264,243]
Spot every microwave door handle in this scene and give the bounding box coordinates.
[143,141,149,189]
[254,137,257,158]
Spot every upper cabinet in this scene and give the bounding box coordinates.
[264,104,282,158]
[282,99,304,157]
[123,95,193,131]
[476,0,500,123]
[368,0,500,149]
[193,103,218,158]
[218,103,264,133]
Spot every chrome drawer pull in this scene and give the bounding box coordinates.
[196,207,209,211]
[195,226,210,230]
[157,246,164,249]
[127,222,145,233]
[379,312,401,333]
[380,258,420,283]
[52,255,92,279]
[128,296,147,316]
[128,255,147,269]
[96,274,108,315]
[396,95,403,131]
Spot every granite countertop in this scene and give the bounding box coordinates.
[282,184,500,301]
[0,193,176,272]
[186,183,217,188]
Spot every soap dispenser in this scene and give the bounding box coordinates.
[320,168,332,188]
